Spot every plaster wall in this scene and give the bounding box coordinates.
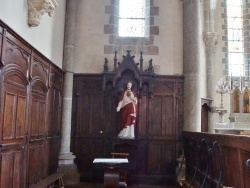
[0,0,66,68]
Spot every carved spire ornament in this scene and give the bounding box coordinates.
[27,0,58,27]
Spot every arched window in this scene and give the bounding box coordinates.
[119,0,146,37]
[227,0,244,76]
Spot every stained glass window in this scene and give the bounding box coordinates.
[119,0,146,37]
[227,0,244,76]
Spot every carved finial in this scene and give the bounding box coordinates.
[140,51,143,72]
[127,50,131,56]
[28,0,58,27]
[113,51,117,71]
[145,58,154,74]
[103,57,108,72]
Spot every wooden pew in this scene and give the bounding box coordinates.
[183,131,250,188]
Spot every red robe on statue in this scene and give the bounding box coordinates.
[117,90,137,138]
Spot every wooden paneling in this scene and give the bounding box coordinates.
[0,144,25,188]
[74,138,106,176]
[72,74,184,185]
[138,96,147,136]
[48,66,63,137]
[0,25,3,63]
[28,141,46,186]
[3,31,31,72]
[149,95,175,137]
[29,80,47,139]
[31,52,49,86]
[183,132,250,188]
[1,68,28,142]
[0,20,63,188]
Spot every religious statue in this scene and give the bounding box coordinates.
[116,81,137,139]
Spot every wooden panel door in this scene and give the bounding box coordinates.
[0,31,30,188]
[28,141,46,187]
[28,79,48,187]
[149,95,175,137]
[0,145,25,188]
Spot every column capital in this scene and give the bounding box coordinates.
[203,32,219,54]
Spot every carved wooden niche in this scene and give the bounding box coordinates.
[102,50,155,137]
[102,50,154,96]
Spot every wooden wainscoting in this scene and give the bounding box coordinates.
[71,73,184,185]
[0,20,64,188]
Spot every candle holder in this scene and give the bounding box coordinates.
[216,78,229,109]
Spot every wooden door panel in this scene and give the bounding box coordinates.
[29,80,47,138]
[3,92,16,139]
[47,88,62,136]
[38,102,46,135]
[46,138,61,174]
[148,143,161,174]
[73,87,104,136]
[164,96,174,136]
[79,95,90,135]
[162,143,175,175]
[75,138,105,174]
[91,94,103,135]
[30,99,46,137]
[103,95,116,135]
[138,96,148,136]
[2,91,27,140]
[0,27,2,62]
[147,142,175,175]
[15,95,26,138]
[0,148,25,188]
[28,142,46,186]
[150,96,162,136]
[150,96,174,137]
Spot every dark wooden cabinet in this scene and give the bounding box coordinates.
[0,20,64,188]
[71,52,184,185]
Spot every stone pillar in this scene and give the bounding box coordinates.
[203,0,218,132]
[57,0,80,185]
[183,0,202,131]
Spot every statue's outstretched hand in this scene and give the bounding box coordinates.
[116,106,120,112]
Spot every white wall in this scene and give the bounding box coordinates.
[0,0,66,68]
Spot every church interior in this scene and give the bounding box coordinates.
[0,0,250,187]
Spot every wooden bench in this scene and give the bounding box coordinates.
[34,173,64,188]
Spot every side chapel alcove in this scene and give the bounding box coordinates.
[71,50,184,185]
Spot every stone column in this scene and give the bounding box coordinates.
[203,0,218,132]
[183,0,202,131]
[57,0,80,185]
